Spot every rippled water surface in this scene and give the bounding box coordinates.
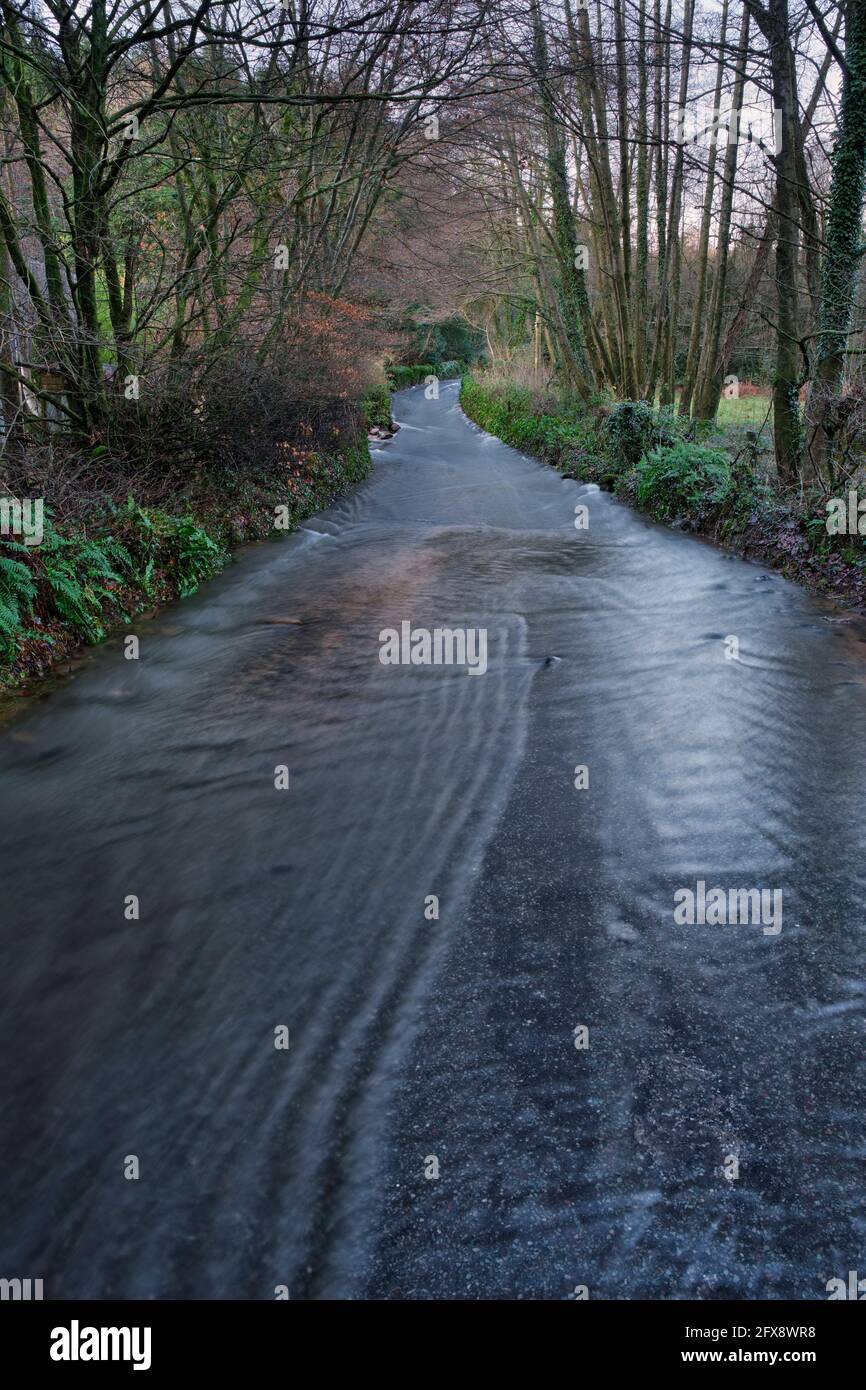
[2,381,865,1299]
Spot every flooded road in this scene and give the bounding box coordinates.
[2,380,865,1300]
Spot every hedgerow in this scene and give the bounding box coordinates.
[459,371,866,606]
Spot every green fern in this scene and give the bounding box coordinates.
[40,532,124,642]
[0,551,38,654]
[170,516,225,596]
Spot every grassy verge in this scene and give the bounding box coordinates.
[0,437,371,693]
[460,372,866,610]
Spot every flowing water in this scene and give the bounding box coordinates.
[1,380,865,1300]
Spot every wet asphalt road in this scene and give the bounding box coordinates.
[1,380,865,1299]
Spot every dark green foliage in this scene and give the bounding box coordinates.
[387,363,436,389]
[0,505,225,660]
[362,384,392,430]
[386,361,465,390]
[0,529,127,647]
[107,500,226,599]
[402,315,485,368]
[0,551,38,654]
[636,442,732,519]
[601,400,683,467]
[39,531,127,639]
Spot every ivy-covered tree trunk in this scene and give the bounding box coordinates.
[634,0,651,392]
[806,3,866,485]
[745,0,802,486]
[64,0,111,434]
[530,0,594,398]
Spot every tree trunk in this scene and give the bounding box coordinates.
[530,0,594,396]
[679,0,729,416]
[745,0,803,484]
[694,2,751,419]
[805,2,866,486]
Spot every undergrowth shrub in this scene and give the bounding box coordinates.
[636,442,732,519]
[601,400,683,467]
[0,502,228,666]
[387,363,436,389]
[0,551,38,655]
[38,531,127,640]
[362,384,392,430]
[109,499,227,598]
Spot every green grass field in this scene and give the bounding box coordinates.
[713,392,773,428]
[663,390,774,431]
